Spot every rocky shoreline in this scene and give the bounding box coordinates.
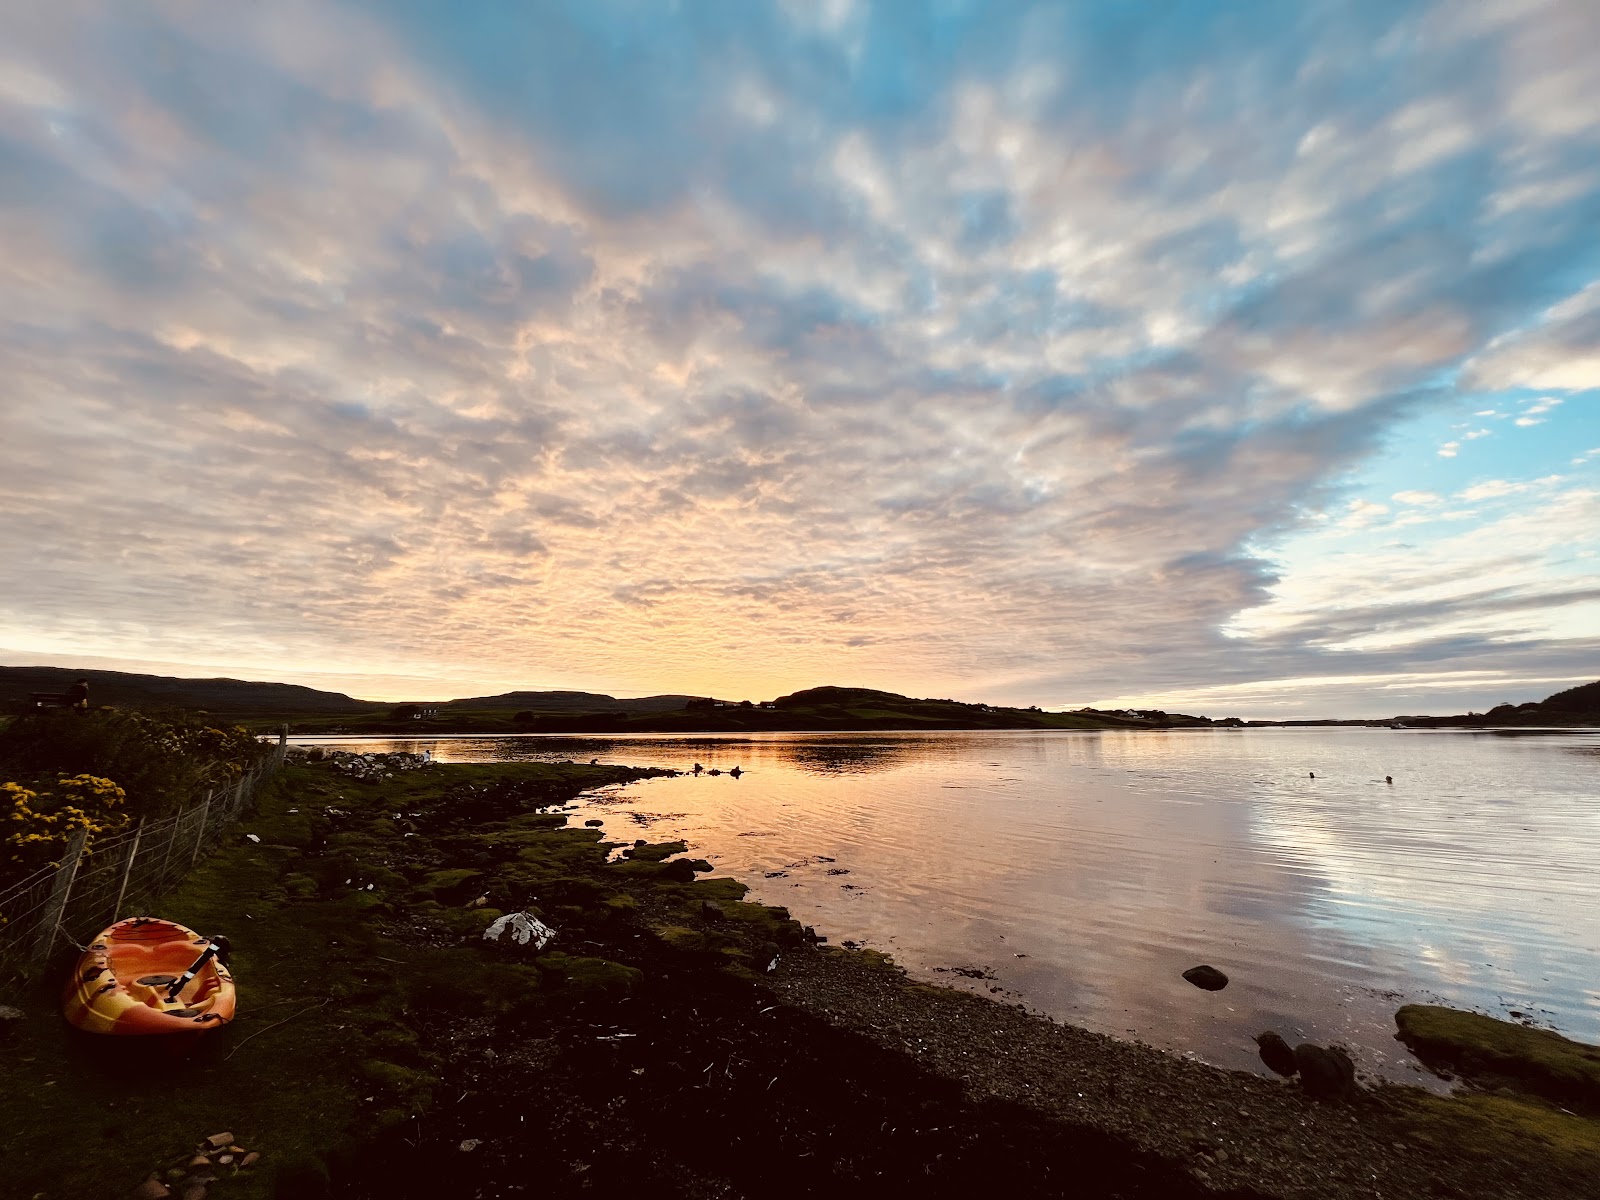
[2,754,1595,1199]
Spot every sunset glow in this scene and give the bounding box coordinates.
[2,1,1596,716]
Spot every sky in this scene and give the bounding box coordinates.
[0,0,1596,718]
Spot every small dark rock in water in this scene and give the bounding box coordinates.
[1182,965,1229,991]
[1295,1043,1357,1100]
[584,819,604,827]
[1255,1031,1299,1077]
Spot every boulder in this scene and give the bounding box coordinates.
[1182,965,1229,991]
[1254,1031,1299,1077]
[1295,1043,1357,1100]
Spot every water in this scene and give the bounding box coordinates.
[291,727,1600,1082]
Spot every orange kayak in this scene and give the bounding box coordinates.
[63,917,236,1035]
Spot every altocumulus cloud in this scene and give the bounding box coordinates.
[0,0,1597,712]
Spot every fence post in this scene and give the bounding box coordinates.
[35,828,89,962]
[110,819,144,921]
[191,790,214,866]
[157,808,185,894]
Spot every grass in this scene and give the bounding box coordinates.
[0,758,673,1198]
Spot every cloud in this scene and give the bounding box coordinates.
[0,0,1598,714]
[1392,490,1442,505]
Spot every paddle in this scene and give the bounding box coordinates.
[165,941,222,1004]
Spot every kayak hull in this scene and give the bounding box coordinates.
[63,917,235,1035]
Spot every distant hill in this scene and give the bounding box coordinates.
[1400,678,1600,727]
[443,690,698,714]
[0,665,370,715]
[0,665,1245,733]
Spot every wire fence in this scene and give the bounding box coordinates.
[0,736,287,982]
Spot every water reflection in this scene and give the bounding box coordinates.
[292,728,1600,1081]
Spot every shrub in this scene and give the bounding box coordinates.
[3,774,130,874]
[0,708,266,820]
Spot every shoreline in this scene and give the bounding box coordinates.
[2,755,1594,1198]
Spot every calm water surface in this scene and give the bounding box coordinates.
[293,728,1600,1082]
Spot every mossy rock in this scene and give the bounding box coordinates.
[1396,1005,1600,1112]
[419,867,481,902]
[505,812,570,830]
[688,877,749,904]
[439,906,503,936]
[621,840,688,863]
[283,873,319,899]
[601,894,638,917]
[855,949,901,972]
[536,951,642,996]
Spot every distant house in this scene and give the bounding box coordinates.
[758,701,777,709]
[391,704,440,720]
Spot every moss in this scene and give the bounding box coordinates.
[368,1025,422,1059]
[1395,1005,1600,1111]
[602,894,639,916]
[621,839,688,862]
[712,899,806,944]
[855,949,902,972]
[419,867,481,901]
[537,951,643,996]
[361,1058,439,1099]
[1385,1089,1600,1181]
[689,877,750,904]
[505,812,570,830]
[438,906,504,936]
[283,872,319,898]
[404,950,544,1018]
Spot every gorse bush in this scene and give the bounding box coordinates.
[0,708,265,819]
[3,774,130,875]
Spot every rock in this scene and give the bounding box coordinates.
[132,1178,170,1200]
[166,1168,187,1182]
[1295,1043,1357,1100]
[186,1157,210,1170]
[217,1155,233,1165]
[204,1133,234,1150]
[1182,965,1229,991]
[459,1139,482,1152]
[758,941,781,973]
[1254,1031,1299,1077]
[584,819,604,827]
[0,1005,24,1021]
[181,1185,207,1200]
[240,1152,260,1168]
[483,911,556,949]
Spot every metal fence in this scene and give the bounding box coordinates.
[0,736,287,982]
